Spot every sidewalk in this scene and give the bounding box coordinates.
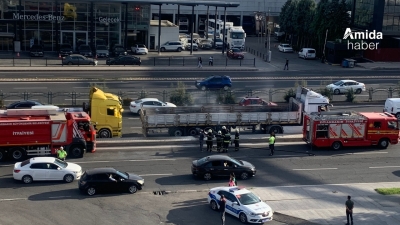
[252,182,400,225]
[357,62,400,70]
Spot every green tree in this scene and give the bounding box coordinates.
[279,0,297,44]
[311,0,330,54]
[169,82,193,106]
[293,0,316,49]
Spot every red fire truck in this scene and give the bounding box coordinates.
[0,108,89,161]
[303,111,400,150]
[64,108,96,153]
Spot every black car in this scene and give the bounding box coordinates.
[79,168,144,196]
[59,44,73,56]
[195,75,232,91]
[191,155,256,181]
[7,100,43,109]
[112,45,127,56]
[106,56,141,66]
[78,44,93,57]
[30,45,44,57]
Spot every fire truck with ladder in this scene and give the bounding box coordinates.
[0,108,94,161]
[303,111,400,150]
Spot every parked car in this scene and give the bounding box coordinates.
[78,44,93,57]
[95,45,109,58]
[13,157,82,184]
[383,98,400,119]
[106,56,141,66]
[227,48,244,59]
[78,168,144,196]
[131,44,148,55]
[326,80,366,94]
[195,75,232,91]
[207,186,273,223]
[185,39,198,51]
[160,41,184,52]
[112,45,127,56]
[62,54,97,65]
[29,45,44,57]
[7,100,43,109]
[298,48,316,59]
[278,44,293,53]
[129,98,177,114]
[59,44,73,56]
[191,155,256,180]
[199,39,213,49]
[209,38,223,49]
[239,97,278,106]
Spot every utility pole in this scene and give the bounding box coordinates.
[206,6,209,39]
[267,9,271,62]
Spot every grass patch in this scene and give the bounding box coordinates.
[375,188,400,195]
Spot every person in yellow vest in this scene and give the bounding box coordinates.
[269,132,276,156]
[57,147,67,161]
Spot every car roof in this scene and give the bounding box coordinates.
[85,168,117,175]
[8,100,41,106]
[29,157,57,163]
[204,155,234,161]
[138,98,159,101]
[340,80,357,82]
[210,186,251,195]
[243,96,261,99]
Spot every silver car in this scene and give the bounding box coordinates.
[62,54,98,65]
[96,45,109,58]
[326,80,366,94]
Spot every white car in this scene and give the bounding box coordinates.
[278,44,293,53]
[298,48,316,59]
[13,157,82,184]
[129,98,177,114]
[207,186,273,223]
[131,44,148,55]
[326,80,366,95]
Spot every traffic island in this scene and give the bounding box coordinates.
[375,188,400,195]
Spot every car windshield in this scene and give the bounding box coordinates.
[97,45,107,50]
[138,44,146,48]
[282,44,291,47]
[231,32,245,39]
[237,192,262,205]
[197,157,209,165]
[229,157,243,165]
[135,100,143,103]
[232,49,241,52]
[333,81,344,86]
[116,170,129,179]
[21,159,31,167]
[201,40,211,44]
[203,76,214,81]
[215,38,223,42]
[53,159,68,168]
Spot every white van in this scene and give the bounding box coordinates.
[384,98,400,119]
[298,48,316,59]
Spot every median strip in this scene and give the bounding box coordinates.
[375,188,400,195]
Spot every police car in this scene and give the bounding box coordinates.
[207,186,273,223]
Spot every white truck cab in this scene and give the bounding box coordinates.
[226,26,246,50]
[296,86,331,113]
[384,98,400,119]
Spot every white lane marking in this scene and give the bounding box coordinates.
[64,98,89,100]
[128,118,140,120]
[48,196,71,199]
[292,168,338,171]
[0,198,28,202]
[138,173,173,177]
[13,87,48,89]
[130,127,142,129]
[4,99,38,101]
[0,164,13,167]
[70,159,176,164]
[72,87,90,89]
[369,166,400,169]
[351,152,388,155]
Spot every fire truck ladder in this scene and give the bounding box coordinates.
[310,111,366,121]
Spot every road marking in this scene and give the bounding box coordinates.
[128,118,140,120]
[48,196,71,199]
[70,158,176,164]
[0,198,27,202]
[64,99,89,100]
[13,87,48,89]
[130,127,142,129]
[369,166,400,169]
[72,87,89,89]
[4,99,38,101]
[351,152,388,155]
[292,168,338,171]
[138,173,173,177]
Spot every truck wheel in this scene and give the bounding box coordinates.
[269,126,282,134]
[69,145,84,158]
[188,128,198,136]
[331,141,342,150]
[396,113,400,120]
[173,129,183,136]
[378,138,389,149]
[98,129,112,138]
[11,147,25,161]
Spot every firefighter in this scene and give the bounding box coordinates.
[57,146,67,161]
[233,129,240,151]
[206,129,214,152]
[223,132,231,153]
[216,131,223,152]
[221,126,227,135]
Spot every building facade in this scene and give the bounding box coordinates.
[0,0,151,52]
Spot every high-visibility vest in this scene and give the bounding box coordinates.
[269,136,275,144]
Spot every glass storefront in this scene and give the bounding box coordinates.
[383,0,400,32]
[353,0,375,29]
[0,0,150,51]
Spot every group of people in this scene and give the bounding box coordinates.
[199,126,240,153]
[197,56,214,68]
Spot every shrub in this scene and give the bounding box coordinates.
[138,89,147,99]
[122,98,133,106]
[345,88,356,102]
[284,88,296,102]
[319,87,333,101]
[169,82,193,106]
[216,90,235,104]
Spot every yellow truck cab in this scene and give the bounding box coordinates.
[89,87,123,138]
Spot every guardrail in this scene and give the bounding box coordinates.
[0,87,397,107]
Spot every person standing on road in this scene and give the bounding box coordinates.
[269,132,276,156]
[57,147,67,161]
[199,129,205,152]
[345,195,354,225]
[219,195,227,225]
[284,58,289,70]
[223,132,231,153]
[209,56,213,66]
[233,129,240,151]
[198,57,203,68]
[206,129,214,152]
[230,173,237,186]
[216,131,223,152]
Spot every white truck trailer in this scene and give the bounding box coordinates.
[226,26,246,50]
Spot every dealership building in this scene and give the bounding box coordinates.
[0,0,240,52]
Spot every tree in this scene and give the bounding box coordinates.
[279,0,297,44]
[311,0,330,54]
[169,82,193,106]
[293,0,315,48]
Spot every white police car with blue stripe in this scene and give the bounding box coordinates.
[207,186,273,223]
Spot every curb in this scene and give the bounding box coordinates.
[0,67,259,72]
[96,137,304,147]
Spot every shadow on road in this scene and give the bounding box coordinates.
[27,188,138,201]
[0,177,67,189]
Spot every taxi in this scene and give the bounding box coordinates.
[207,186,273,223]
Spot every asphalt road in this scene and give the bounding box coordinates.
[0,142,399,224]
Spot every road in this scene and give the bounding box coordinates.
[0,142,399,224]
